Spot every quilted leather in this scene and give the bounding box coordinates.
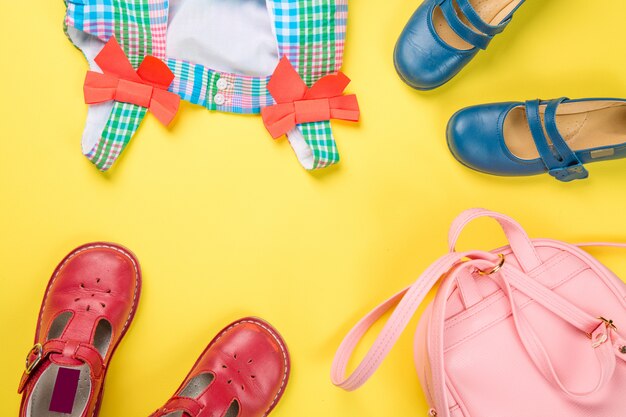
[150,318,290,417]
[18,242,141,417]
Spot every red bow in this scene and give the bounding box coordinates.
[83,37,180,126]
[261,57,360,139]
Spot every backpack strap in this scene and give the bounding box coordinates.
[332,247,626,415]
[331,210,626,415]
[426,257,624,416]
[332,209,538,390]
[576,242,626,249]
[447,208,542,271]
[330,250,492,391]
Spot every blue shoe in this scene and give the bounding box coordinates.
[447,98,626,182]
[394,0,525,90]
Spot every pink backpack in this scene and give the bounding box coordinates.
[331,209,626,417]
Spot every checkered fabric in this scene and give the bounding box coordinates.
[65,0,168,171]
[166,59,275,113]
[288,0,346,169]
[64,0,350,171]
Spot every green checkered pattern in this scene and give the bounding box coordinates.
[66,0,349,171]
[65,0,157,171]
[87,105,148,171]
[296,0,340,169]
[300,122,339,169]
[88,1,152,171]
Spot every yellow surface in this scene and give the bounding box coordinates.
[2,1,626,416]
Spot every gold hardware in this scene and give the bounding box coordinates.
[25,343,43,374]
[477,254,505,276]
[599,317,617,332]
[586,318,617,347]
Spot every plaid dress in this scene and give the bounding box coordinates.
[64,0,350,171]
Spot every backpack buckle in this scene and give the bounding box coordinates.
[477,254,505,276]
[587,317,617,348]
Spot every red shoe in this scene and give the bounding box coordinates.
[18,242,141,417]
[150,318,290,417]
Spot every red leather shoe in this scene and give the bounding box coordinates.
[150,318,290,417]
[18,242,141,417]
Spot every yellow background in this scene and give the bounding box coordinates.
[2,1,626,415]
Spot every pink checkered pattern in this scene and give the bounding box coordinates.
[65,0,352,171]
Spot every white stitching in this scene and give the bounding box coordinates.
[443,264,594,353]
[444,251,586,330]
[37,243,140,338]
[32,243,140,417]
[210,319,289,417]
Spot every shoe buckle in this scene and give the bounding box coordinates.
[548,163,588,182]
[25,343,43,374]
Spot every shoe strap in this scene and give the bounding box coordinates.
[455,0,508,36]
[439,0,493,50]
[152,396,204,417]
[525,98,589,182]
[18,339,105,393]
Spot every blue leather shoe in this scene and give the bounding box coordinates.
[447,98,626,182]
[394,0,525,90]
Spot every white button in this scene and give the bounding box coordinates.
[216,78,229,91]
[214,93,225,105]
